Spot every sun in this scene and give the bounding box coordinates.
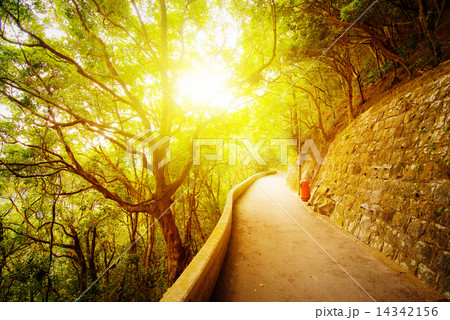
[177,67,235,110]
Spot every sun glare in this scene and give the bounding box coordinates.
[0,103,11,117]
[177,67,235,110]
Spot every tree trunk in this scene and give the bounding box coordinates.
[433,0,446,29]
[129,212,139,254]
[45,198,57,302]
[69,224,88,293]
[295,86,329,141]
[352,48,365,104]
[156,200,185,285]
[0,218,4,288]
[345,46,355,121]
[193,211,205,244]
[87,227,98,281]
[144,215,155,275]
[417,0,440,58]
[375,48,384,80]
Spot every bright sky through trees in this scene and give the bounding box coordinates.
[176,8,239,111]
[177,66,235,110]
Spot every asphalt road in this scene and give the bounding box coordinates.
[211,172,442,302]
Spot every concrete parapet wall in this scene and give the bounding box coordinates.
[160,170,277,302]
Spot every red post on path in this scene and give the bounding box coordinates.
[300,180,310,201]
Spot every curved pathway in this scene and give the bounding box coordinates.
[211,172,442,302]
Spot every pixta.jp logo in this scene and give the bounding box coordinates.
[126,132,324,174]
[126,130,171,173]
[192,138,324,166]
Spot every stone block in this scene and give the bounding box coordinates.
[382,226,398,244]
[389,164,403,179]
[421,116,438,132]
[343,194,356,207]
[417,132,432,149]
[442,97,449,113]
[357,228,371,243]
[380,208,395,223]
[385,139,395,150]
[372,165,391,179]
[437,274,450,300]
[310,184,328,205]
[435,114,446,129]
[393,126,404,139]
[404,110,416,123]
[370,190,382,204]
[376,111,384,122]
[369,235,384,252]
[393,138,412,150]
[403,182,418,199]
[417,263,438,287]
[367,143,376,153]
[431,129,446,144]
[371,178,384,192]
[423,222,448,248]
[407,199,420,217]
[402,165,418,180]
[352,164,362,175]
[359,215,372,230]
[395,251,418,273]
[393,113,406,126]
[397,233,413,252]
[334,202,346,215]
[374,121,384,131]
[411,241,435,264]
[392,212,410,230]
[332,213,346,227]
[382,242,396,258]
[381,127,395,140]
[386,195,407,212]
[433,183,450,204]
[385,117,396,128]
[419,200,443,220]
[417,183,434,200]
[403,149,418,162]
[426,89,441,103]
[358,143,368,153]
[390,150,404,163]
[407,119,421,135]
[360,202,372,212]
[439,207,450,227]
[347,220,359,233]
[418,162,434,181]
[432,147,449,164]
[406,218,428,239]
[433,251,450,275]
[316,198,336,217]
[342,219,352,231]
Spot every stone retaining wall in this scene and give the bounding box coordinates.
[306,61,450,298]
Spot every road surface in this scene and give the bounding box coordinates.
[211,172,442,302]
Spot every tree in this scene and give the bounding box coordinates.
[0,0,208,285]
[0,0,281,292]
